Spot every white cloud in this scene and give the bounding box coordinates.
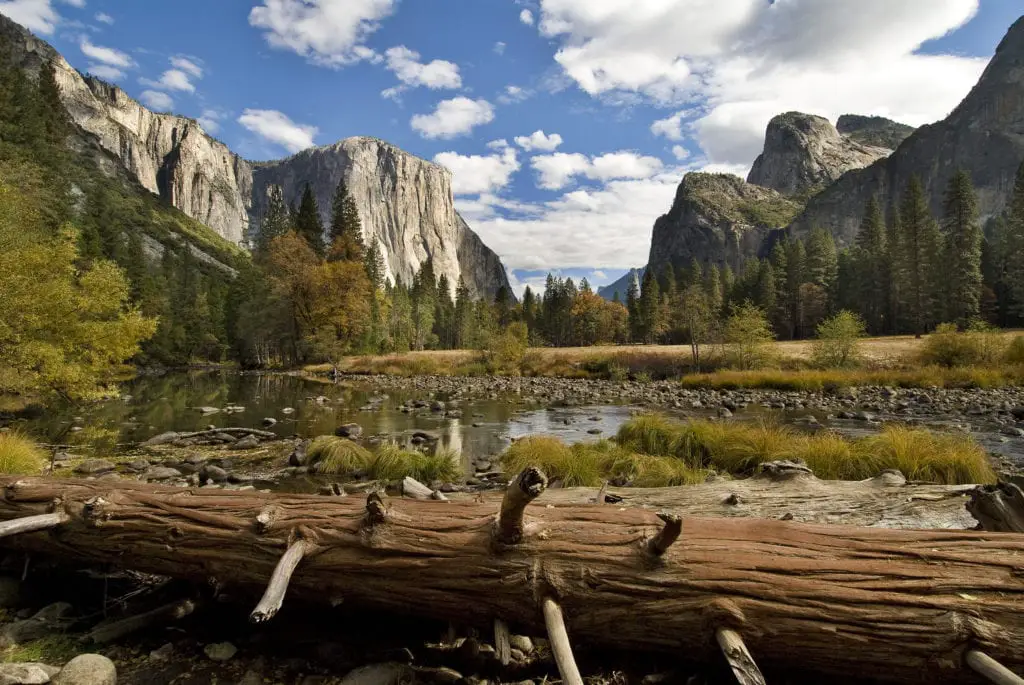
[434,145,520,196]
[383,45,461,95]
[170,56,202,78]
[86,64,124,80]
[493,41,506,55]
[197,109,225,134]
[0,0,81,34]
[671,145,690,161]
[80,38,133,67]
[410,97,495,139]
[498,84,530,105]
[536,0,986,168]
[514,130,563,152]
[141,68,195,93]
[249,0,396,67]
[519,8,534,26]
[471,170,684,271]
[139,90,173,111]
[530,150,663,190]
[238,108,317,153]
[94,11,112,24]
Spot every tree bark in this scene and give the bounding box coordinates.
[0,476,1020,684]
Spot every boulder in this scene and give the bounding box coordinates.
[142,467,182,482]
[334,424,363,439]
[140,432,179,447]
[73,460,114,475]
[338,663,412,685]
[233,435,260,450]
[204,642,237,662]
[52,655,115,685]
[0,662,58,685]
[201,465,229,483]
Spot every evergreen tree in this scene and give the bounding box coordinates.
[886,208,904,334]
[719,264,735,304]
[411,259,438,350]
[328,178,364,261]
[784,239,806,338]
[855,196,888,333]
[522,286,538,341]
[626,273,641,342]
[898,176,942,335]
[494,285,515,327]
[983,216,1013,326]
[364,241,386,290]
[1005,160,1024,321]
[454,277,473,348]
[639,269,662,343]
[256,185,291,255]
[293,183,325,255]
[705,264,723,318]
[942,170,982,326]
[755,261,777,315]
[769,242,790,336]
[805,226,838,303]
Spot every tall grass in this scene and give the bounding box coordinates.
[678,365,1024,390]
[308,437,461,483]
[612,414,994,484]
[0,432,46,475]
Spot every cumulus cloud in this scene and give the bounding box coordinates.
[80,38,133,67]
[94,11,112,24]
[493,41,506,55]
[141,68,196,93]
[170,56,203,78]
[86,64,124,80]
[139,90,173,111]
[249,0,395,67]
[530,151,663,190]
[671,145,690,161]
[434,144,520,196]
[519,9,534,26]
[0,0,83,34]
[514,130,563,152]
[238,108,317,153]
[410,97,495,139]
[498,85,530,105]
[381,46,461,99]
[197,109,225,134]
[537,0,986,167]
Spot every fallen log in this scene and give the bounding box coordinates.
[0,475,1020,684]
[458,463,980,529]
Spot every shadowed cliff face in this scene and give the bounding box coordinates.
[836,115,916,151]
[790,15,1024,247]
[0,13,511,299]
[747,112,892,197]
[250,138,511,299]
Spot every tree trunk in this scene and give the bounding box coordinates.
[0,476,1020,684]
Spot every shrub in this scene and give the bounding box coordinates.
[723,302,775,370]
[811,310,866,368]
[919,322,1007,368]
[853,425,994,484]
[0,432,46,475]
[1005,335,1024,365]
[483,321,529,375]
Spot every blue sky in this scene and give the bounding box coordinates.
[1,0,1020,294]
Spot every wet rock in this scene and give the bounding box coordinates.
[430,401,446,412]
[509,635,533,653]
[142,467,182,482]
[74,459,114,475]
[197,406,220,415]
[335,424,364,439]
[140,432,179,447]
[1001,426,1024,437]
[0,662,59,685]
[282,407,295,414]
[204,642,238,662]
[262,418,277,427]
[125,459,150,473]
[149,643,174,661]
[587,428,602,435]
[52,655,115,685]
[201,465,229,483]
[233,435,260,450]
[339,663,413,685]
[401,477,433,500]
[289,440,310,467]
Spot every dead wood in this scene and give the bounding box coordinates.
[0,476,1020,683]
[83,599,196,644]
[968,483,1024,533]
[966,650,1024,685]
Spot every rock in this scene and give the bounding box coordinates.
[142,466,183,482]
[140,432,179,447]
[233,435,260,450]
[430,401,446,412]
[587,428,602,435]
[149,643,174,660]
[197,406,220,415]
[237,671,264,685]
[52,655,115,685]
[289,440,310,467]
[747,112,892,196]
[204,642,237,662]
[201,465,229,483]
[125,459,150,473]
[262,418,277,427]
[1001,426,1024,437]
[338,663,412,685]
[836,114,916,150]
[0,663,58,685]
[854,411,875,422]
[509,635,533,653]
[282,407,295,414]
[401,477,433,500]
[0,578,22,609]
[335,424,364,439]
[74,459,114,475]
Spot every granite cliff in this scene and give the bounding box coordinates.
[747,112,893,196]
[250,138,511,298]
[0,13,511,299]
[836,115,916,151]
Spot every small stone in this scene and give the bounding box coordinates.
[52,452,71,463]
[197,406,220,415]
[149,643,174,661]
[140,432,180,447]
[233,435,260,450]
[201,465,229,483]
[339,664,412,685]
[125,459,150,473]
[204,642,237,662]
[0,662,57,685]
[52,655,116,685]
[142,467,182,481]
[262,418,278,427]
[586,428,602,435]
[335,424,364,439]
[74,459,114,475]
[237,671,264,685]
[282,407,295,414]
[509,635,533,653]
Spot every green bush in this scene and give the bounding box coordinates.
[1004,335,1024,365]
[723,302,775,370]
[483,321,529,375]
[811,310,866,368]
[0,432,47,475]
[919,322,1007,368]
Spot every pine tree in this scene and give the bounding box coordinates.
[769,242,789,335]
[293,183,325,256]
[639,269,661,344]
[755,261,777,314]
[705,264,723,317]
[522,286,537,341]
[328,178,364,262]
[855,196,888,333]
[256,185,292,255]
[898,176,942,335]
[364,241,386,290]
[886,208,904,334]
[626,273,641,342]
[784,239,806,338]
[454,277,473,348]
[983,216,1013,326]
[942,170,982,326]
[1005,160,1024,321]
[805,226,838,303]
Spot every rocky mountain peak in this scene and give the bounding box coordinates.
[836,114,916,150]
[747,111,892,196]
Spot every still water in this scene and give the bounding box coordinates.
[19,371,647,461]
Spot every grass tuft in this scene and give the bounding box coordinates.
[309,437,461,483]
[0,432,47,475]
[308,437,372,475]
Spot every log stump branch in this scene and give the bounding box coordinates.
[256,505,281,534]
[966,650,1024,685]
[646,513,682,556]
[84,599,196,644]
[542,597,583,685]
[250,538,314,624]
[968,482,1024,533]
[495,467,548,545]
[494,617,511,666]
[0,511,68,539]
[716,628,767,685]
[365,492,389,526]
